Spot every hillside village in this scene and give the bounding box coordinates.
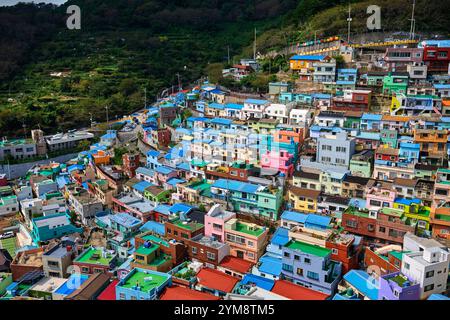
[1,35,450,301]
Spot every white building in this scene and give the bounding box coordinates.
[264,103,292,124]
[45,131,94,152]
[401,233,450,299]
[242,99,269,119]
[289,108,313,125]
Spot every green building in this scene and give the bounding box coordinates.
[382,73,409,95]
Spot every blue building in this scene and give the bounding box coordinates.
[116,268,172,300]
[399,142,420,163]
[31,213,82,243]
[281,239,342,295]
[360,113,383,131]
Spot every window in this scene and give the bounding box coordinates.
[425,270,434,278]
[119,293,126,300]
[332,248,338,255]
[284,252,290,258]
[424,284,434,292]
[336,146,347,153]
[294,255,300,261]
[307,271,319,281]
[379,226,386,233]
[192,247,197,254]
[346,220,357,228]
[282,263,293,272]
[404,263,410,270]
[207,252,216,261]
[304,258,311,264]
[296,268,304,276]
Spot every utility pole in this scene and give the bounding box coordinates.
[89,113,93,128]
[347,4,352,44]
[409,0,416,40]
[105,105,109,129]
[253,28,257,60]
[144,88,147,108]
[227,46,230,65]
[176,73,181,92]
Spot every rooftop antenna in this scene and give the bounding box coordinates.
[347,4,352,44]
[409,0,416,40]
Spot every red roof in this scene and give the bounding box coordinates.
[96,279,118,300]
[219,255,253,274]
[271,280,329,300]
[196,268,240,293]
[160,285,220,300]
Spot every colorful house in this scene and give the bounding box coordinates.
[31,213,82,243]
[261,150,294,177]
[116,267,171,300]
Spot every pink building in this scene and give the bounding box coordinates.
[204,204,236,242]
[261,150,294,177]
[365,179,397,212]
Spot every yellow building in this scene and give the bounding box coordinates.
[288,186,321,213]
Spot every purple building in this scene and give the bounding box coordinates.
[378,272,420,300]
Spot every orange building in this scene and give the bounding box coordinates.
[413,129,447,160]
[92,150,111,166]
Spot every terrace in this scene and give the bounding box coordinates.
[225,219,265,237]
[120,269,169,293]
[285,240,331,258]
[74,247,115,266]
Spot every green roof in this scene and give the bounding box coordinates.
[74,247,115,266]
[286,240,332,257]
[388,250,410,261]
[380,208,404,217]
[171,218,204,231]
[435,214,450,222]
[234,221,265,237]
[135,244,159,256]
[345,207,370,218]
[388,274,409,287]
[120,270,168,292]
[141,234,169,247]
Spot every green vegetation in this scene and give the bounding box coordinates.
[0,0,448,138]
[0,0,297,137]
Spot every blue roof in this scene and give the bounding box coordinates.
[270,227,290,246]
[153,204,171,215]
[68,164,85,173]
[336,80,356,85]
[245,99,268,105]
[343,270,379,300]
[54,274,89,296]
[176,162,191,171]
[211,118,232,126]
[290,55,327,61]
[361,113,383,121]
[225,103,244,110]
[109,213,142,228]
[356,132,380,140]
[155,166,175,175]
[399,142,420,149]
[257,254,282,276]
[311,93,331,99]
[136,167,155,177]
[147,150,160,157]
[166,177,186,186]
[394,197,421,206]
[433,84,450,89]
[170,203,194,215]
[139,220,165,235]
[212,179,260,194]
[305,214,331,230]
[428,294,450,300]
[241,274,275,291]
[133,180,153,193]
[281,211,308,224]
[56,174,71,189]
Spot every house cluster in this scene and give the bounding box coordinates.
[1,38,450,301]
